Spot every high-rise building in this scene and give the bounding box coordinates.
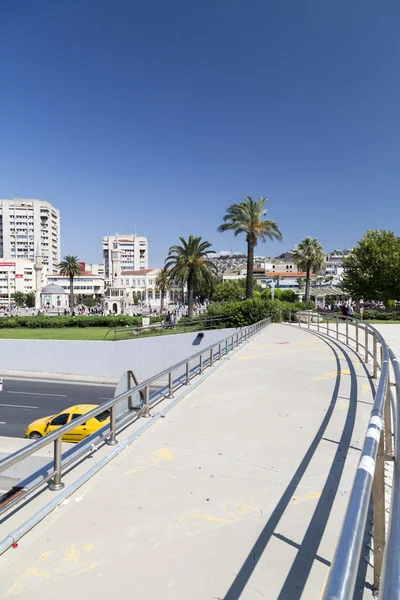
[102,234,148,280]
[0,198,60,273]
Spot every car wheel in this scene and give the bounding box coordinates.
[29,431,42,439]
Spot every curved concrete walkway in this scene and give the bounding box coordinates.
[0,324,375,599]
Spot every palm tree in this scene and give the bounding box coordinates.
[165,235,217,317]
[58,255,83,311]
[316,276,324,287]
[274,274,283,288]
[218,196,282,298]
[155,267,171,315]
[292,238,325,302]
[325,275,334,284]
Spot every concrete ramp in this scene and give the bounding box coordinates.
[0,324,374,599]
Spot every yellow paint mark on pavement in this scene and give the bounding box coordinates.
[127,447,174,475]
[6,543,96,596]
[316,369,350,381]
[362,383,371,395]
[238,355,255,361]
[191,512,230,523]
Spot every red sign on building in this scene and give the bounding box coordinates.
[15,274,24,278]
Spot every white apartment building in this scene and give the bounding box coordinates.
[46,273,105,299]
[103,234,148,280]
[0,198,60,274]
[0,258,44,306]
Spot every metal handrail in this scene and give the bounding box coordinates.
[103,314,232,341]
[0,318,270,496]
[289,310,397,597]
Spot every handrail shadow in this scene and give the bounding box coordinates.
[224,332,371,600]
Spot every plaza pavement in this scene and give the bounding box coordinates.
[0,323,376,599]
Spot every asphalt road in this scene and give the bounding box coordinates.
[0,379,116,439]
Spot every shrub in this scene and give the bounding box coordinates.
[0,315,163,329]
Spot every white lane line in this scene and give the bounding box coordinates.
[99,397,112,400]
[0,422,6,424]
[7,391,68,398]
[0,403,38,409]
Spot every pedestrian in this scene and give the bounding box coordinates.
[348,302,354,319]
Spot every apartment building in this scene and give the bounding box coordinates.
[0,198,60,273]
[0,258,41,306]
[103,235,148,280]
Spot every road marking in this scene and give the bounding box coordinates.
[316,369,350,381]
[0,403,38,409]
[8,391,68,398]
[98,397,112,400]
[0,421,6,424]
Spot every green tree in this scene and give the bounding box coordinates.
[296,277,305,289]
[155,267,171,314]
[274,274,283,288]
[165,235,217,317]
[293,237,325,302]
[342,230,400,305]
[132,291,139,305]
[194,273,219,303]
[11,291,26,307]
[25,291,36,308]
[58,255,83,311]
[218,196,282,299]
[325,275,334,284]
[213,278,262,303]
[316,276,324,287]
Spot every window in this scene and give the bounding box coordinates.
[95,410,110,422]
[71,413,83,420]
[50,413,69,426]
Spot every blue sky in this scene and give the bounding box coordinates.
[0,1,399,266]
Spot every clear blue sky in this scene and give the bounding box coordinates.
[0,1,399,266]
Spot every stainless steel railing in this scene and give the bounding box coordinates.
[0,318,270,509]
[289,310,398,598]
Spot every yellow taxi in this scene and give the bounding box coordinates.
[25,404,110,443]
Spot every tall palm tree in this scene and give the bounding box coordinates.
[273,274,283,288]
[58,255,83,311]
[155,267,171,315]
[218,196,282,298]
[292,238,325,302]
[165,235,217,317]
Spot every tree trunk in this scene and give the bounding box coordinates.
[305,265,311,302]
[160,290,164,315]
[246,239,255,299]
[69,275,74,312]
[188,273,194,317]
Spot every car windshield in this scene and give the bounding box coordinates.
[95,410,110,422]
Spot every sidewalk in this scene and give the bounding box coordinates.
[0,324,374,599]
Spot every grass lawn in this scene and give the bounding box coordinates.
[0,328,111,340]
[0,324,209,341]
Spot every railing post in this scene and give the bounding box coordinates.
[373,334,378,379]
[186,361,191,385]
[334,316,338,339]
[289,310,291,324]
[373,429,386,590]
[365,327,369,363]
[127,371,132,410]
[356,321,359,353]
[106,404,119,442]
[299,313,301,327]
[346,319,349,345]
[210,348,214,366]
[384,372,393,455]
[231,336,234,350]
[218,343,221,359]
[307,311,310,329]
[168,371,173,398]
[327,316,329,336]
[317,312,320,332]
[199,354,203,374]
[142,386,151,417]
[49,437,65,491]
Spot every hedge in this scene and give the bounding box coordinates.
[0,315,163,329]
[354,310,400,321]
[206,298,315,327]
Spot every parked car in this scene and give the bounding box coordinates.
[25,404,110,443]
